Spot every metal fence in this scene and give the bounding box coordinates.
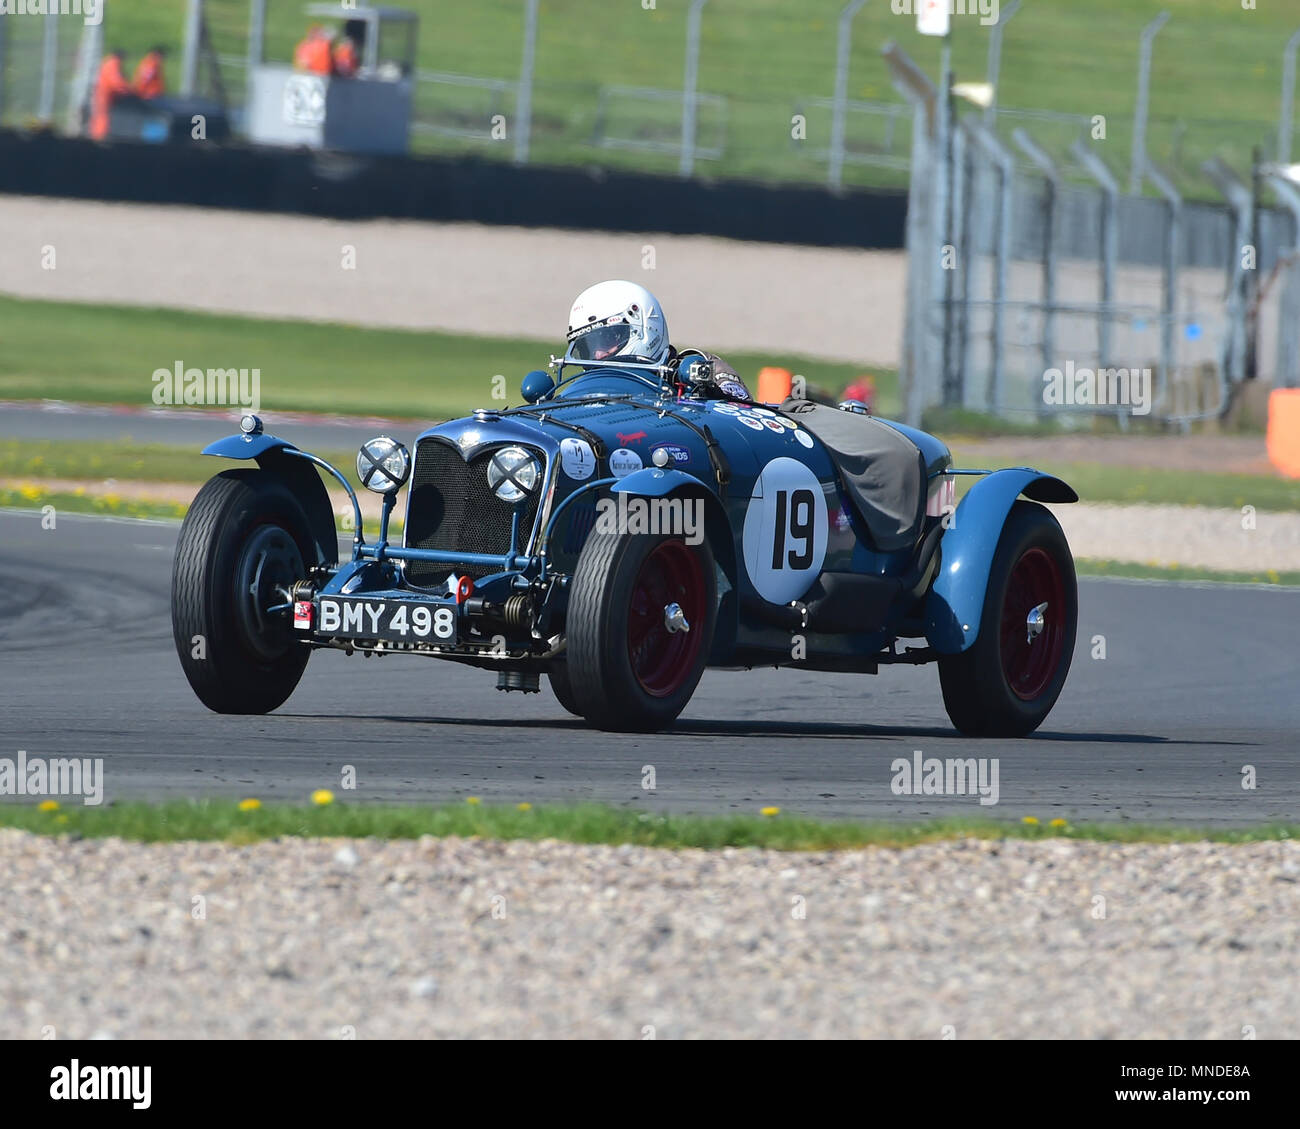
[888,39,1297,430]
[5,0,1300,196]
[5,0,1300,421]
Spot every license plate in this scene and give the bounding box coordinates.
[315,596,457,643]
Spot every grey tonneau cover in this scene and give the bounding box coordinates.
[779,399,926,553]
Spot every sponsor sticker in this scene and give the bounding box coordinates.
[738,415,765,431]
[711,402,743,414]
[651,443,690,467]
[559,437,596,480]
[794,429,814,448]
[762,418,785,433]
[777,418,797,430]
[609,448,643,478]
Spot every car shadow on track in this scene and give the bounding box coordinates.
[278,711,1251,749]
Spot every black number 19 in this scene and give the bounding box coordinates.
[771,488,816,570]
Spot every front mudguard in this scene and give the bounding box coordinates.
[609,466,738,657]
[924,469,1077,654]
[202,433,338,570]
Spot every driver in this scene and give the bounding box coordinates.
[564,280,755,402]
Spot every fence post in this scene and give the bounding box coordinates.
[1144,159,1183,418]
[829,0,868,191]
[947,119,971,406]
[1071,141,1120,395]
[883,41,938,428]
[1202,157,1253,398]
[971,123,1015,417]
[679,0,709,177]
[1130,11,1170,195]
[65,18,102,135]
[1014,129,1061,415]
[514,0,539,165]
[1264,169,1300,389]
[181,0,204,97]
[248,0,267,74]
[1279,29,1300,164]
[984,0,1020,126]
[38,7,58,124]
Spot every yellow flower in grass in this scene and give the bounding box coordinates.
[238,798,262,812]
[516,802,532,812]
[1049,818,1068,829]
[1022,816,1039,826]
[18,484,42,502]
[760,806,781,818]
[311,789,334,806]
[38,800,59,813]
[465,796,481,806]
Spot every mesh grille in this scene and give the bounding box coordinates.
[403,439,544,586]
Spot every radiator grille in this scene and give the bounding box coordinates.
[403,439,544,586]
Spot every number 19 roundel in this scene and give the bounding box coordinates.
[742,457,829,605]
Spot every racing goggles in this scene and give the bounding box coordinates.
[567,318,633,361]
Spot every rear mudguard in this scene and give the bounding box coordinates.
[924,469,1077,654]
[202,433,338,570]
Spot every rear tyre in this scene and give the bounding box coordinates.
[547,662,583,717]
[171,469,313,714]
[567,528,716,732]
[938,500,1076,737]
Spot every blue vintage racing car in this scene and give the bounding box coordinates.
[172,355,1078,735]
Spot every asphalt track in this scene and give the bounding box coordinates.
[3,509,1297,823]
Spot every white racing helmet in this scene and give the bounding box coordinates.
[564,280,670,367]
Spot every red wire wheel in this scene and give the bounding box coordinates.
[999,545,1067,701]
[626,540,706,697]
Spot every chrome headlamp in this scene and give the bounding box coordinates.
[356,436,411,494]
[486,446,539,504]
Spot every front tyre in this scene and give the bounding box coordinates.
[171,469,314,714]
[567,528,717,732]
[547,662,583,717]
[938,500,1077,737]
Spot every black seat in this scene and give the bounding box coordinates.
[779,399,927,554]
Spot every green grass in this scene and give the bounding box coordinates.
[0,439,356,486]
[0,296,896,419]
[0,799,1295,849]
[0,483,406,537]
[43,0,1297,197]
[1075,559,1300,587]
[945,453,1300,513]
[0,486,188,523]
